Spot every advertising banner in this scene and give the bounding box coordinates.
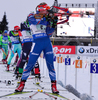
[53,45,76,54]
[77,46,98,55]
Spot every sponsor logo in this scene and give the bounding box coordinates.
[79,47,85,53]
[53,46,75,54]
[78,46,98,55]
[86,48,98,53]
[93,59,96,63]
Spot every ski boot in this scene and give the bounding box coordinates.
[51,80,59,94]
[35,75,40,85]
[2,59,7,64]
[15,80,26,92]
[34,67,41,80]
[14,67,19,74]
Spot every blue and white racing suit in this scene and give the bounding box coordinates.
[16,22,33,68]
[21,13,56,81]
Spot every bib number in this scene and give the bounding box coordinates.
[36,25,46,31]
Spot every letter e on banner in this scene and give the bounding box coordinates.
[75,60,82,68]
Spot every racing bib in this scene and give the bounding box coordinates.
[30,24,47,39]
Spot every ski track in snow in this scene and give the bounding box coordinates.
[0,51,97,100]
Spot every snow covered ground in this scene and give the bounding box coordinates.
[37,54,98,100]
[0,51,97,100]
[0,51,80,100]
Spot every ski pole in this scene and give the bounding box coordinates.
[29,91,38,98]
[10,46,15,54]
[1,48,7,56]
[39,90,57,99]
[11,49,15,54]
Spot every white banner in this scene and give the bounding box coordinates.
[77,46,98,55]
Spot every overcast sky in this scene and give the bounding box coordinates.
[0,0,97,30]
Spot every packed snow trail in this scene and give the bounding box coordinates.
[0,59,80,100]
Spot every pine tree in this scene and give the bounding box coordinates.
[0,12,8,34]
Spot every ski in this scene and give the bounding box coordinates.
[5,70,14,74]
[46,92,70,100]
[0,91,33,98]
[41,91,57,99]
[29,89,57,99]
[33,82,44,89]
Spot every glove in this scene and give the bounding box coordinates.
[45,14,58,28]
[0,45,2,49]
[45,14,52,22]
[9,43,12,49]
[51,16,58,28]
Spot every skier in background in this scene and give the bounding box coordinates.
[6,26,22,71]
[15,2,59,94]
[14,20,40,80]
[0,30,11,64]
